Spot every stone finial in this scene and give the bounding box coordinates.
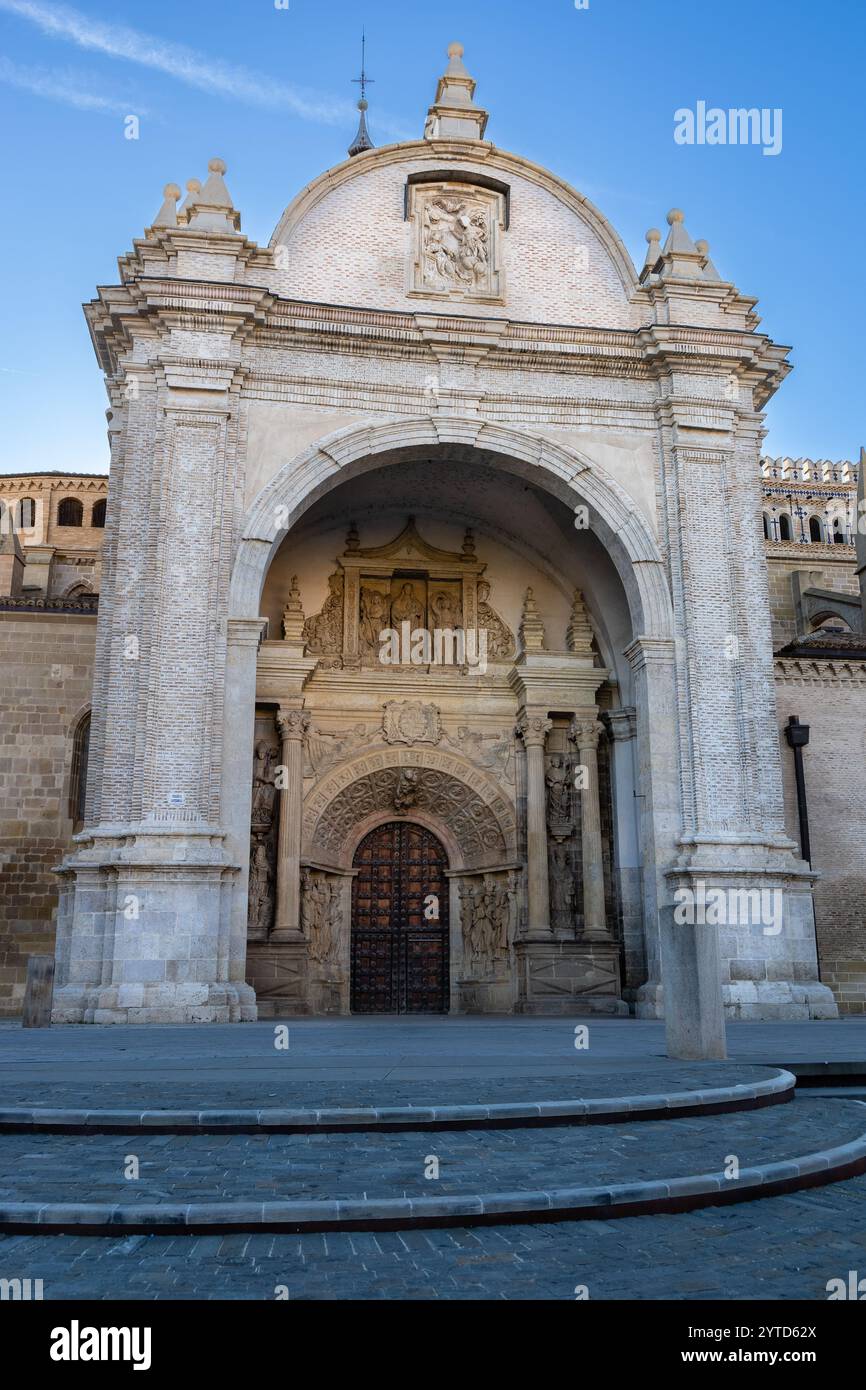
[424,40,489,141]
[641,227,662,279]
[178,178,201,221]
[658,208,704,279]
[282,575,306,646]
[695,238,722,281]
[184,158,241,233]
[462,527,476,559]
[519,587,546,652]
[566,589,594,656]
[348,98,375,157]
[345,521,360,553]
[151,182,181,229]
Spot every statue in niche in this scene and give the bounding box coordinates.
[545,755,572,824]
[476,580,516,659]
[391,581,424,631]
[430,589,462,631]
[303,572,344,657]
[460,878,512,976]
[248,839,274,936]
[251,741,277,832]
[549,843,576,925]
[359,587,388,656]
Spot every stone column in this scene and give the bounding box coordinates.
[571,716,612,943]
[271,707,310,942]
[517,714,553,936]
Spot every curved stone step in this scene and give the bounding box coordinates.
[0,1066,795,1133]
[0,1096,862,1234]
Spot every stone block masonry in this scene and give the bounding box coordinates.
[0,611,96,1015]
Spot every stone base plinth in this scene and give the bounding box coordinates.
[246,940,316,1015]
[51,981,257,1025]
[514,939,628,1015]
[457,978,512,1013]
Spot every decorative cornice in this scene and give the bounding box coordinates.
[774,657,866,685]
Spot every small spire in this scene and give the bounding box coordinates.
[566,590,594,656]
[184,159,241,233]
[658,208,703,280]
[640,227,662,282]
[695,238,722,282]
[151,182,181,229]
[424,41,488,141]
[519,587,546,652]
[178,178,201,220]
[282,575,306,647]
[348,31,375,157]
[345,521,360,553]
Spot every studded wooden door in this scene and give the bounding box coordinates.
[351,821,450,1014]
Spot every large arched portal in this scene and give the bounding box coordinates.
[229,420,681,1019]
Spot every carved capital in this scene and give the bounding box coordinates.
[516,715,552,750]
[570,717,605,751]
[277,709,310,743]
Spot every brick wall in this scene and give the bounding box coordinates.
[775,670,866,1013]
[0,612,96,1015]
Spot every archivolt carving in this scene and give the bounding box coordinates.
[305,748,515,866]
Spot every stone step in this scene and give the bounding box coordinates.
[1,1096,863,1234]
[0,1065,794,1133]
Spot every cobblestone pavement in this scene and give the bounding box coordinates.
[0,1063,781,1110]
[0,1098,859,1204]
[2,1172,866,1299]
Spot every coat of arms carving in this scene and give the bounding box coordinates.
[382,700,442,746]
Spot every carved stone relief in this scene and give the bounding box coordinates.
[301,870,344,972]
[295,520,515,673]
[312,765,508,865]
[459,874,515,978]
[476,580,516,659]
[303,713,516,787]
[409,183,505,302]
[303,572,344,665]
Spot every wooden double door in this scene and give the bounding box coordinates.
[350,821,450,1014]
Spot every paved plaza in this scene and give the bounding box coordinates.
[0,1017,864,1299]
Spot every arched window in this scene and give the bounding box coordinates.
[91,498,107,528]
[69,711,91,830]
[58,497,83,527]
[833,519,846,545]
[808,516,822,543]
[762,514,771,539]
[778,514,792,541]
[16,497,36,529]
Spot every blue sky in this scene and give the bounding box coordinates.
[0,0,862,475]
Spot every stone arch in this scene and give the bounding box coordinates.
[303,746,516,872]
[229,416,674,643]
[223,418,680,1016]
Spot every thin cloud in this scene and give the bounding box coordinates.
[0,0,411,137]
[0,54,137,113]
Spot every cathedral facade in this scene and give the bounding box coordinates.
[3,44,864,1024]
